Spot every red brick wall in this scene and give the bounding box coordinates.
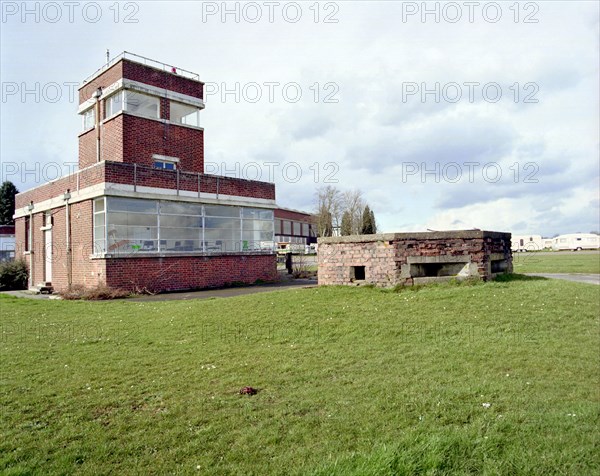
[69,201,106,289]
[318,232,513,287]
[79,61,124,104]
[103,254,277,292]
[14,202,106,290]
[79,112,203,172]
[78,59,203,105]
[275,208,314,223]
[103,162,276,200]
[122,114,204,171]
[78,129,98,169]
[101,115,125,163]
[14,212,46,285]
[16,163,274,218]
[15,163,106,209]
[122,60,204,99]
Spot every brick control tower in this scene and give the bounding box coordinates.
[78,52,205,172]
[14,52,277,293]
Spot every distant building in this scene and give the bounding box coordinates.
[0,225,15,262]
[274,208,317,246]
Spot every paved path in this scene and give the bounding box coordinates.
[1,279,317,302]
[525,273,600,285]
[128,279,317,302]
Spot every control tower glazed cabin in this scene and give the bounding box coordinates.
[14,52,278,293]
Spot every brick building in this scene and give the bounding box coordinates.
[14,52,277,293]
[318,231,512,287]
[274,208,317,247]
[0,225,15,262]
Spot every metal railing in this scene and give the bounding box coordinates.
[82,51,200,85]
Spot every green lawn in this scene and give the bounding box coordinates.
[512,251,600,274]
[1,277,599,474]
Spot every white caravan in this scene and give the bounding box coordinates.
[511,235,544,252]
[552,233,600,251]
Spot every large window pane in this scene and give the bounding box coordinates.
[242,231,274,241]
[101,197,272,255]
[242,208,273,220]
[83,108,95,130]
[205,205,240,217]
[243,220,273,232]
[107,197,157,213]
[160,202,203,216]
[105,91,124,117]
[126,91,159,118]
[94,213,105,227]
[170,101,200,127]
[205,217,241,232]
[109,211,157,226]
[160,228,201,240]
[160,215,202,228]
[93,198,106,253]
[110,225,157,240]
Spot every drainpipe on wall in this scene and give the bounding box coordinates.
[93,87,102,163]
[64,190,72,289]
[27,201,34,288]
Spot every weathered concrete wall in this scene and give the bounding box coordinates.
[318,231,512,287]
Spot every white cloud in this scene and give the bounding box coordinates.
[1,1,598,236]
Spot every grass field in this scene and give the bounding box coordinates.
[1,276,599,474]
[512,251,600,274]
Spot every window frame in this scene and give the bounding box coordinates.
[82,107,95,131]
[94,197,275,257]
[169,100,201,127]
[104,89,160,121]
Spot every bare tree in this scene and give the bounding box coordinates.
[342,189,365,235]
[314,186,342,237]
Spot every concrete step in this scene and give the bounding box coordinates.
[29,283,54,294]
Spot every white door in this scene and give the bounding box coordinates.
[44,217,52,283]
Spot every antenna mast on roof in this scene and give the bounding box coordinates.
[106,49,110,66]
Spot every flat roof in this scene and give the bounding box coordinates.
[81,51,201,86]
[318,230,511,243]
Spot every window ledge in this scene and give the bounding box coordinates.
[101,111,203,131]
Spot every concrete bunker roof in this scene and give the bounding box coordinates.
[318,230,512,244]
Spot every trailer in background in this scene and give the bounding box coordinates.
[552,233,600,251]
[511,235,544,252]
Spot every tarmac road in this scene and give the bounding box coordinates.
[524,273,600,285]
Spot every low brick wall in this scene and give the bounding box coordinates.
[103,253,277,292]
[318,231,512,287]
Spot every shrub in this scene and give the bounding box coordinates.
[291,254,317,279]
[0,259,29,291]
[59,283,132,300]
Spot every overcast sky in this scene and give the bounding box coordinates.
[1,0,598,236]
